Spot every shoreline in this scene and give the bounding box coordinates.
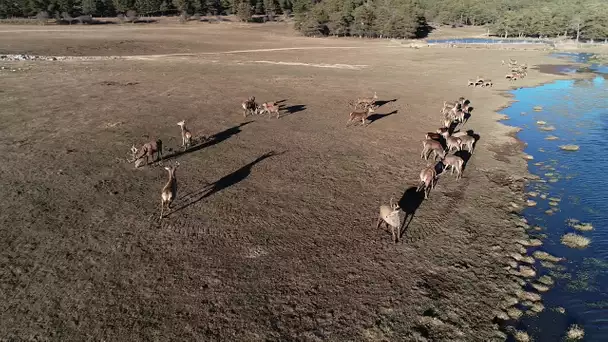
[479,52,597,336]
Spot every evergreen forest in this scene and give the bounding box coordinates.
[1,0,607,41]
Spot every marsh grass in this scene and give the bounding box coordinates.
[566,324,584,340]
[559,144,580,151]
[561,233,591,249]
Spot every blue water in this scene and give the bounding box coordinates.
[500,56,608,341]
[426,38,553,45]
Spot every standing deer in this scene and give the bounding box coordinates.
[259,101,281,118]
[160,162,179,219]
[441,155,465,180]
[417,164,437,199]
[458,135,476,154]
[177,120,192,149]
[130,139,163,168]
[355,91,378,109]
[346,106,375,127]
[421,139,446,161]
[242,96,258,117]
[376,197,406,243]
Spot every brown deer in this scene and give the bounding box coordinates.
[160,162,179,219]
[417,164,437,199]
[355,91,378,109]
[259,101,281,118]
[242,96,258,117]
[506,73,518,81]
[458,135,476,154]
[177,120,192,149]
[421,139,446,161]
[346,106,375,127]
[441,155,464,180]
[129,139,163,168]
[376,197,406,243]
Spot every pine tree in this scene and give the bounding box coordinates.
[112,0,133,13]
[81,0,99,14]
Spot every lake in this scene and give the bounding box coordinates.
[499,53,607,341]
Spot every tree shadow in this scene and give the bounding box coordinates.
[397,186,426,238]
[169,151,284,216]
[374,99,397,108]
[162,121,253,161]
[367,110,398,124]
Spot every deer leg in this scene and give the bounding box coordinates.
[160,200,164,219]
[392,226,398,243]
[376,216,383,230]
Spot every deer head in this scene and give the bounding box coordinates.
[177,120,185,127]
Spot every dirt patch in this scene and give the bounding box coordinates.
[0,22,564,341]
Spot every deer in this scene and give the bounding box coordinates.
[417,164,438,199]
[421,139,446,161]
[129,139,163,168]
[506,73,518,81]
[441,155,464,180]
[177,120,192,149]
[259,101,281,118]
[355,91,378,109]
[444,134,462,153]
[376,197,406,243]
[458,135,476,154]
[467,79,476,87]
[425,132,442,141]
[346,106,375,127]
[483,79,493,87]
[242,96,258,117]
[160,162,179,219]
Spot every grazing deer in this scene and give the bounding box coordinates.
[242,96,258,117]
[376,197,406,243]
[346,106,375,127]
[506,73,518,81]
[259,101,281,118]
[355,91,378,109]
[160,162,179,219]
[441,155,464,180]
[467,79,476,87]
[458,135,476,154]
[483,79,493,87]
[130,139,163,168]
[177,120,192,148]
[421,139,446,161]
[417,164,437,199]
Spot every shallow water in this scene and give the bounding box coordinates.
[426,38,553,45]
[500,56,608,341]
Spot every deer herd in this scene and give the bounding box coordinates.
[126,58,526,241]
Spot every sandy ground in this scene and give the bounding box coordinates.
[0,21,580,341]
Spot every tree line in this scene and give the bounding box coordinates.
[0,0,293,20]
[294,0,608,40]
[0,0,607,41]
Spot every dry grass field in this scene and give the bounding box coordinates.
[0,20,571,341]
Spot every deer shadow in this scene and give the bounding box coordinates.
[281,104,306,116]
[397,186,426,238]
[454,150,473,170]
[374,99,398,108]
[169,151,283,216]
[367,110,398,124]
[162,121,253,161]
